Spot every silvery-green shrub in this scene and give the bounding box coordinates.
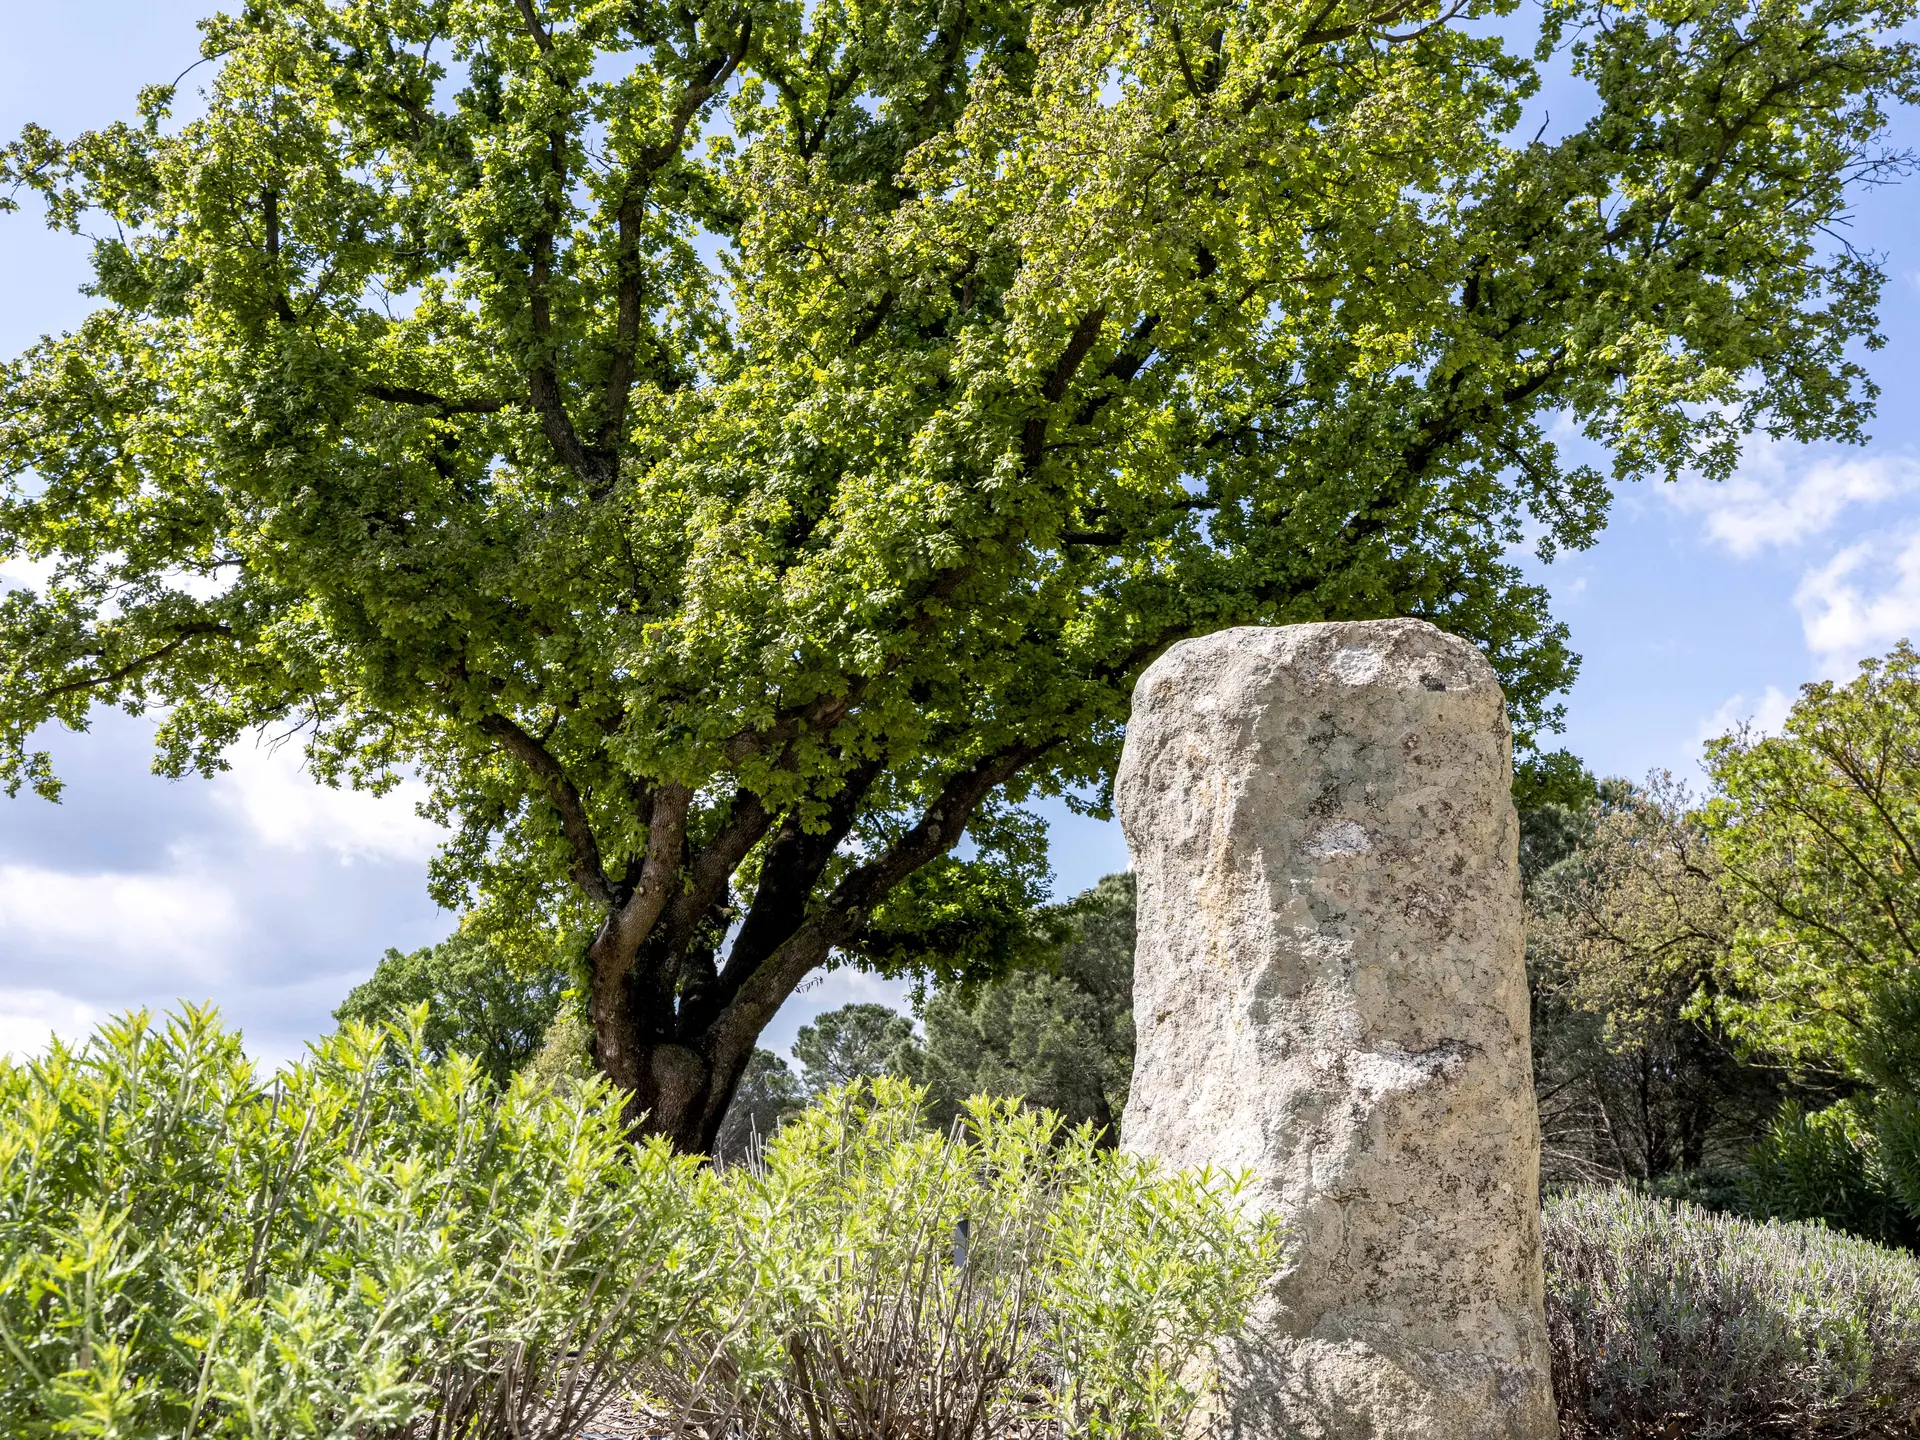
[1544,1185,1920,1437]
[0,1004,719,1440]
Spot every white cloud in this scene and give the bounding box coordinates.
[1694,685,1795,753]
[210,741,443,863]
[0,554,54,592]
[0,987,105,1060]
[0,862,240,982]
[1793,531,1920,675]
[1666,442,1920,557]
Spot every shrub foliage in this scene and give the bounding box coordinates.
[673,1078,1278,1440]
[0,1005,718,1440]
[0,1009,1271,1440]
[1544,1186,1920,1438]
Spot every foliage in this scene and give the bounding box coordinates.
[669,1077,1280,1440]
[905,871,1136,1138]
[1543,1185,1920,1438]
[1515,752,1600,888]
[1744,1100,1919,1251]
[791,1002,917,1098]
[711,1047,804,1163]
[1706,643,1920,1074]
[1704,645,1920,1237]
[3,0,1914,1145]
[1515,749,1601,817]
[334,927,569,1087]
[0,1009,1280,1439]
[522,1006,596,1090]
[0,1005,717,1440]
[1527,778,1789,1187]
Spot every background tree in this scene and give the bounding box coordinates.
[1,0,1913,1150]
[1706,644,1920,1233]
[792,1003,917,1097]
[334,928,568,1087]
[1526,778,1789,1191]
[713,1047,806,1161]
[903,871,1135,1139]
[1515,750,1601,888]
[1707,644,1920,1075]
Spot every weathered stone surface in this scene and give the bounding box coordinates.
[1118,620,1554,1440]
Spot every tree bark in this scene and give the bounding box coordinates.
[562,743,1050,1153]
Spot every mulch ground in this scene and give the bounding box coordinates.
[564,1392,1067,1440]
[566,1396,676,1439]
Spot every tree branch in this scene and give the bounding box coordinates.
[366,384,515,414]
[655,788,775,960]
[721,741,1052,1030]
[481,714,614,909]
[1021,306,1108,470]
[262,189,297,324]
[513,0,555,53]
[714,759,888,1004]
[33,623,235,705]
[598,11,754,453]
[721,678,867,765]
[608,781,693,956]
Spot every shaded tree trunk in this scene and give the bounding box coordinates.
[560,746,1048,1153]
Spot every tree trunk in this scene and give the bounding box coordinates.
[585,914,799,1153]
[558,746,1048,1154]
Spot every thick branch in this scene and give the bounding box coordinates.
[598,12,753,452]
[513,0,555,53]
[516,77,615,490]
[1042,307,1109,405]
[262,189,297,324]
[722,742,1051,1032]
[655,788,775,960]
[1021,307,1108,470]
[721,679,867,765]
[481,714,614,909]
[366,384,515,414]
[607,781,693,957]
[717,759,888,1002]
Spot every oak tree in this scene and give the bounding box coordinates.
[1,0,1913,1147]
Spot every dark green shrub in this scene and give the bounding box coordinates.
[1544,1186,1920,1437]
[1744,1100,1919,1251]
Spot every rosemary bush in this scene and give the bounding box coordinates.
[672,1078,1279,1440]
[0,1005,718,1440]
[0,1014,1274,1440]
[1544,1185,1920,1438]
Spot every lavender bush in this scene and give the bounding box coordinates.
[1545,1185,1920,1438]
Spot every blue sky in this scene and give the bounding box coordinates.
[2,0,1918,1063]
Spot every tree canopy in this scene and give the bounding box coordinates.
[1525,778,1787,1189]
[1703,646,1920,1233]
[792,1001,916,1094]
[1,0,1913,1148]
[1708,644,1920,1077]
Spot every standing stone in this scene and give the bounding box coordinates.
[1118,620,1554,1440]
